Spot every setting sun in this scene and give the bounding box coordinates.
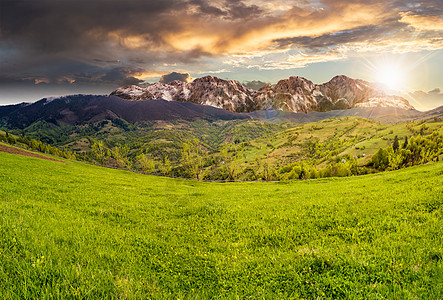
[375,63,406,91]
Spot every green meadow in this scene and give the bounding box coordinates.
[0,150,442,298]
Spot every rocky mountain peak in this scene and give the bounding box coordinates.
[274,76,315,93]
[111,74,414,113]
[329,74,352,83]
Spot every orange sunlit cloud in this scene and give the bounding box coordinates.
[134,71,166,81]
[161,2,390,55]
[400,12,443,31]
[1,0,442,105]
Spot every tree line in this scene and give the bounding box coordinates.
[371,133,442,171]
[0,131,76,160]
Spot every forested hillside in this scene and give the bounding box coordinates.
[2,117,442,181]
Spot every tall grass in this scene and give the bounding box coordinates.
[0,151,442,298]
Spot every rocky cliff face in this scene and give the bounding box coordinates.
[316,75,412,111]
[111,75,414,113]
[112,76,257,112]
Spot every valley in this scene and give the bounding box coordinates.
[1,112,442,181]
[1,74,441,182]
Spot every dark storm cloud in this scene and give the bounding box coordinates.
[190,0,262,20]
[0,0,257,87]
[0,0,260,57]
[0,0,185,50]
[190,0,227,17]
[160,72,192,84]
[82,67,145,86]
[273,24,403,50]
[224,0,263,20]
[0,0,442,93]
[0,0,188,87]
[0,65,144,87]
[0,75,35,86]
[93,59,122,64]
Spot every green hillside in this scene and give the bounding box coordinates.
[1,150,442,298]
[4,116,443,181]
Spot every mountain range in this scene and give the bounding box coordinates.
[111,75,414,113]
[0,95,248,129]
[1,75,442,130]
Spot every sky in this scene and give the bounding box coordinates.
[0,0,442,110]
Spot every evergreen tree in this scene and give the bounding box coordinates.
[393,135,399,152]
[403,136,408,149]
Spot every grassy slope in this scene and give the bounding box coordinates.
[246,118,443,167]
[0,152,442,298]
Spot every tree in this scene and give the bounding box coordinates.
[221,143,242,180]
[289,164,302,180]
[261,158,274,181]
[112,144,131,168]
[392,135,399,152]
[402,136,408,149]
[372,148,389,170]
[137,153,156,173]
[309,167,320,179]
[91,141,107,165]
[161,155,172,175]
[387,147,403,170]
[181,139,204,180]
[5,131,16,145]
[419,124,428,136]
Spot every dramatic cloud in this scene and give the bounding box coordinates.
[0,0,442,104]
[160,72,193,84]
[400,12,443,31]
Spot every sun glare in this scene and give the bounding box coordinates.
[374,63,407,91]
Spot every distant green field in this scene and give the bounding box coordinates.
[0,151,442,298]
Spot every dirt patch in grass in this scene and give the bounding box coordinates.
[0,144,66,163]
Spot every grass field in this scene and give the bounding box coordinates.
[0,150,442,298]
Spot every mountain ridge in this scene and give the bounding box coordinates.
[0,95,441,130]
[111,75,414,113]
[0,95,250,128]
